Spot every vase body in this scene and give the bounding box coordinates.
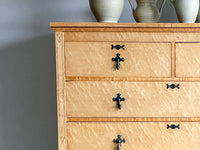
[89,0,124,23]
[171,0,199,23]
[196,0,200,22]
[128,0,166,22]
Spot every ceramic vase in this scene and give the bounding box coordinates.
[89,0,124,23]
[128,0,166,22]
[171,0,199,23]
[196,0,200,22]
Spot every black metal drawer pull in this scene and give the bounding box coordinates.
[113,135,126,150]
[112,44,125,50]
[167,124,180,129]
[112,53,125,70]
[166,84,180,89]
[113,93,125,109]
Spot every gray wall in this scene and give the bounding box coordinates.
[0,0,177,150]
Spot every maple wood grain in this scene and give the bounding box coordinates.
[65,81,200,118]
[65,42,171,77]
[176,43,200,77]
[51,23,200,150]
[64,32,200,42]
[55,32,67,150]
[67,117,200,122]
[67,122,200,150]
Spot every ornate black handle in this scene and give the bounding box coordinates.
[112,53,125,70]
[112,44,125,50]
[113,93,125,109]
[166,84,180,89]
[167,124,180,129]
[113,135,126,150]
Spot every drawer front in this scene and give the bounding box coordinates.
[66,82,200,117]
[176,43,200,77]
[65,42,171,77]
[67,122,200,150]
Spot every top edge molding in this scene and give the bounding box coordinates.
[50,22,200,32]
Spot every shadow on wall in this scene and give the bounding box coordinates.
[0,35,58,150]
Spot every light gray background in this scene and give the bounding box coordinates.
[0,0,177,150]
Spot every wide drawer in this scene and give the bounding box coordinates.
[65,42,171,77]
[176,43,200,77]
[67,122,200,150]
[66,82,200,117]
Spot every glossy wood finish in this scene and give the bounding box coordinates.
[67,122,200,150]
[65,42,171,77]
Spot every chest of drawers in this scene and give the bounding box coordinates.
[51,23,200,150]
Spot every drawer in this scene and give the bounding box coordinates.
[66,82,200,117]
[176,43,200,77]
[65,42,171,77]
[67,122,200,150]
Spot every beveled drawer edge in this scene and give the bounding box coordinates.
[65,77,200,82]
[66,117,200,122]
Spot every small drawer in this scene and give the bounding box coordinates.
[65,42,171,77]
[66,82,200,118]
[67,122,200,150]
[176,43,200,77]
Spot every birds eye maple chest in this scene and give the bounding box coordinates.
[51,23,200,150]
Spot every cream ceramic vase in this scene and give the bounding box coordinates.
[171,0,199,23]
[89,0,124,22]
[128,0,166,22]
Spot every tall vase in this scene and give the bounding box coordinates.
[171,0,199,23]
[89,0,124,23]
